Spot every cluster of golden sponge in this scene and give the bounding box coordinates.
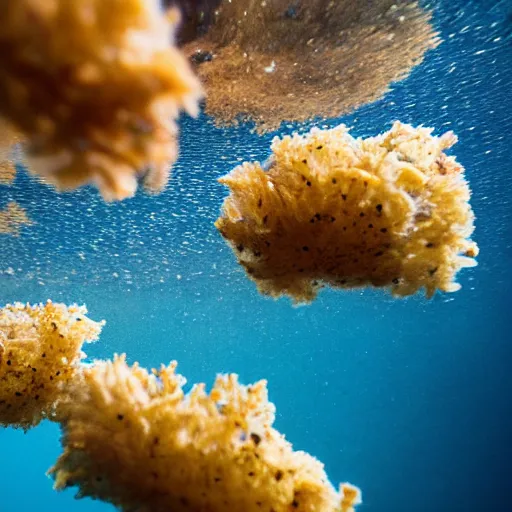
[0,3,481,511]
[1,302,361,512]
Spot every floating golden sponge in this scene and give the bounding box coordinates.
[0,202,33,236]
[0,301,104,429]
[216,122,478,303]
[50,354,361,512]
[185,0,439,132]
[0,0,203,201]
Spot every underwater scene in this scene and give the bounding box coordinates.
[0,0,511,511]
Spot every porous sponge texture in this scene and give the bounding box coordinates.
[0,301,104,429]
[216,122,478,303]
[50,355,361,512]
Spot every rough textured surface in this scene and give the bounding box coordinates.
[50,354,361,512]
[185,0,439,132]
[0,301,103,429]
[0,0,203,200]
[216,122,478,303]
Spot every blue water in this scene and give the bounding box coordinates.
[1,1,511,510]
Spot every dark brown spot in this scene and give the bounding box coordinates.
[191,50,213,64]
[250,433,262,445]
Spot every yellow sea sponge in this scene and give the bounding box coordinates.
[216,122,478,303]
[50,354,361,512]
[0,301,104,429]
[0,0,203,201]
[0,202,33,236]
[185,0,439,132]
